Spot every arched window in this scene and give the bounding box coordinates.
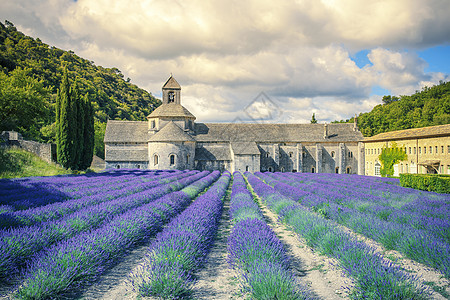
[268,167,273,172]
[311,167,315,173]
[168,91,175,103]
[186,154,190,164]
[335,167,339,173]
[331,151,335,158]
[266,152,269,158]
[170,154,175,165]
[281,167,285,172]
[246,166,249,172]
[116,165,120,169]
[346,166,351,174]
[289,152,293,158]
[154,155,159,166]
[136,164,141,169]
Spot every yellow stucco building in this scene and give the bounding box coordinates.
[364,124,450,176]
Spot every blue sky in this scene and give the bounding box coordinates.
[1,0,449,123]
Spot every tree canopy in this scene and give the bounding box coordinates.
[333,81,450,136]
[0,21,161,157]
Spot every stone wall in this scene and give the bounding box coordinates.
[1,131,56,163]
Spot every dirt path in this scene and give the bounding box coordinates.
[190,189,243,299]
[257,202,353,300]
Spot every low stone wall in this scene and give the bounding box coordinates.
[1,131,56,163]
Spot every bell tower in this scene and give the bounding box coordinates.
[162,75,181,105]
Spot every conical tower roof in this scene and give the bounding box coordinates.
[148,121,195,142]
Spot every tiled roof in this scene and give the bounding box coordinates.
[364,124,450,142]
[104,120,148,143]
[194,123,363,142]
[105,147,148,161]
[147,103,195,119]
[148,121,195,142]
[162,76,181,89]
[195,144,232,161]
[231,142,261,155]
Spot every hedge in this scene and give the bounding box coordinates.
[399,173,450,194]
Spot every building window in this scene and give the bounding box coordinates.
[406,164,408,173]
[435,146,438,154]
[331,151,335,158]
[186,154,190,164]
[268,167,273,172]
[116,165,120,169]
[311,167,315,173]
[419,147,421,154]
[168,91,175,103]
[170,154,176,166]
[302,152,306,158]
[335,167,339,173]
[281,167,285,172]
[346,166,351,174]
[154,155,159,166]
[151,120,155,128]
[266,152,269,158]
[442,146,444,154]
[136,164,141,169]
[348,152,353,158]
[375,163,381,176]
[289,152,293,158]
[400,164,403,173]
[409,147,411,154]
[448,146,450,154]
[378,148,380,154]
[414,147,416,154]
[424,147,426,154]
[246,166,249,172]
[292,169,297,173]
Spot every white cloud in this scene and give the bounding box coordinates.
[0,0,449,124]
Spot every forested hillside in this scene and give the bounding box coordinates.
[334,81,450,137]
[0,21,160,158]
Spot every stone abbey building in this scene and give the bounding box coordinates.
[104,76,365,174]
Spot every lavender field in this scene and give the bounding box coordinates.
[0,170,449,299]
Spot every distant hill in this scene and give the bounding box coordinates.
[333,81,450,137]
[0,20,161,157]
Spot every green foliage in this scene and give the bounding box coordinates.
[355,81,450,137]
[56,69,94,170]
[0,147,70,178]
[310,113,318,124]
[0,20,160,141]
[399,174,450,194]
[0,67,50,140]
[378,142,407,177]
[94,121,106,159]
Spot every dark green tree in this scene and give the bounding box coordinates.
[378,142,407,177]
[56,68,72,168]
[70,81,81,169]
[80,93,94,169]
[311,113,318,124]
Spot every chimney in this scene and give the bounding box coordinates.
[353,114,358,131]
[324,123,328,139]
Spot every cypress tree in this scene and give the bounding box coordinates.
[56,68,72,168]
[81,93,94,170]
[70,81,82,169]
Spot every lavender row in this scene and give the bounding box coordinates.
[228,172,309,299]
[0,171,210,281]
[0,170,173,210]
[260,172,450,277]
[246,172,427,299]
[265,172,450,241]
[11,171,221,299]
[0,170,195,228]
[132,172,231,299]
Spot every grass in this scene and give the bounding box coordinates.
[0,147,72,178]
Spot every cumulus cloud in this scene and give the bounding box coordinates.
[1,0,449,124]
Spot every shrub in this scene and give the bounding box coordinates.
[400,174,450,194]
